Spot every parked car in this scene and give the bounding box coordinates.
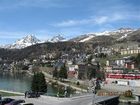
[0,98,15,105]
[26,91,40,98]
[5,99,25,105]
[19,103,34,105]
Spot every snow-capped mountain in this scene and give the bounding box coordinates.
[70,28,135,42]
[0,28,138,49]
[3,35,41,49]
[1,34,66,49]
[49,35,66,42]
[94,28,134,36]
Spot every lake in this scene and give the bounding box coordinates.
[0,72,57,95]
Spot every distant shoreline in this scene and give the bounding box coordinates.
[0,89,24,95]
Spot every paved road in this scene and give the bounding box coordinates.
[8,94,118,105]
[9,96,67,105]
[60,94,93,105]
[8,94,93,105]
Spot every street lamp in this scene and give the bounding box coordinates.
[88,78,98,105]
[92,86,96,105]
[64,86,67,97]
[91,79,97,105]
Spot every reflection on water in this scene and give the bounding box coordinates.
[0,72,56,94]
[0,72,31,92]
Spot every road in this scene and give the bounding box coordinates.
[9,96,66,105]
[60,94,93,105]
[8,94,93,105]
[8,94,118,105]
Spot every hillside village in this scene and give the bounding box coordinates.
[0,0,140,104]
[1,42,140,80]
[0,28,140,102]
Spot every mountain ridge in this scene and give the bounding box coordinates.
[1,34,66,49]
[0,27,139,49]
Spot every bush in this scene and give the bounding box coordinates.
[76,81,80,86]
[124,90,133,97]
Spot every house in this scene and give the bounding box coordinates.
[67,65,78,79]
[120,48,140,55]
[106,59,125,67]
[115,59,125,66]
[78,63,99,80]
[125,60,135,69]
[94,46,113,56]
[78,64,87,79]
[54,60,65,71]
[23,59,31,65]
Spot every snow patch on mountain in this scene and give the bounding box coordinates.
[94,31,111,36]
[117,34,128,41]
[70,28,135,42]
[79,35,95,42]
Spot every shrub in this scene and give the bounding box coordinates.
[76,81,80,86]
[124,90,133,97]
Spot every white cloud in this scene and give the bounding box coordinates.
[54,13,125,27]
[54,18,94,27]
[55,20,78,27]
[94,16,108,24]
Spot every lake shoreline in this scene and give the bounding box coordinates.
[0,89,24,95]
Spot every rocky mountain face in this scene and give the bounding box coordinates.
[2,35,41,49]
[1,34,66,49]
[49,35,66,42]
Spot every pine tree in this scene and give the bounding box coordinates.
[53,67,58,78]
[59,65,67,79]
[31,72,47,93]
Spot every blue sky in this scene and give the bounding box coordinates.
[0,0,140,44]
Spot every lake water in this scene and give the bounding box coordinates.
[0,72,56,95]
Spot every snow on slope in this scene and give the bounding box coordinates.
[79,35,95,42]
[71,28,135,42]
[117,34,128,41]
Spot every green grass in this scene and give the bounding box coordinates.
[0,91,23,97]
[119,95,135,100]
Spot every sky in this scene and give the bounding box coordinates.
[0,0,140,44]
